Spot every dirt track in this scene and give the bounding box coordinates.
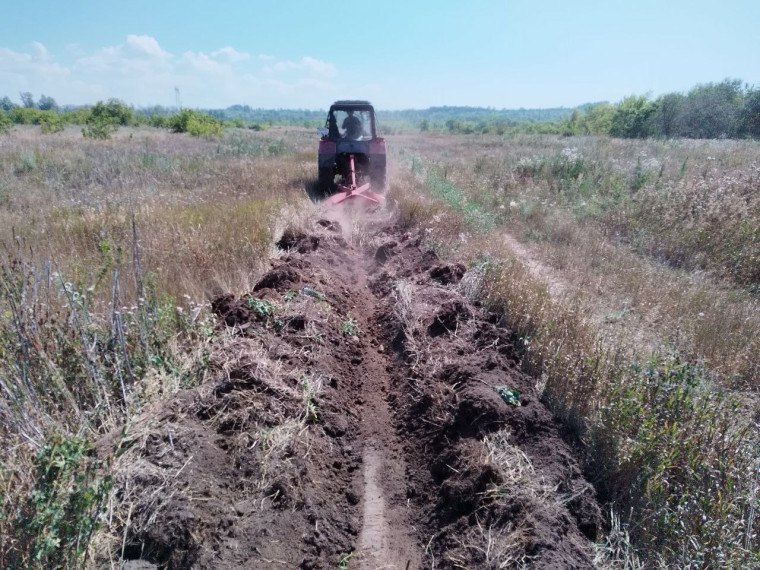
[106,216,601,569]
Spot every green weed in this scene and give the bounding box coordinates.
[246,297,277,319]
[6,435,111,569]
[341,317,360,337]
[338,551,356,569]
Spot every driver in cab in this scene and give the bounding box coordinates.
[342,110,363,140]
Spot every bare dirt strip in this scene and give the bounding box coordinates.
[102,217,601,569]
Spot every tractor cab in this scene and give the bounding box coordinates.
[324,101,378,141]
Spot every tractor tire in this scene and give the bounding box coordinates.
[318,167,335,197]
[370,169,386,191]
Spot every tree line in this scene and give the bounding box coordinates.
[0,96,231,138]
[557,79,760,138]
[2,78,759,139]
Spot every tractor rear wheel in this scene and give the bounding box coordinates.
[370,168,386,190]
[318,167,335,197]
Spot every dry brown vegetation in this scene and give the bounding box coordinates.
[1,125,758,568]
[388,132,759,567]
[0,126,314,567]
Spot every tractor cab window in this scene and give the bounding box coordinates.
[329,109,372,140]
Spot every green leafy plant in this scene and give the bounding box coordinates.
[82,119,118,140]
[82,99,133,139]
[168,109,224,137]
[341,317,360,337]
[495,385,521,406]
[246,297,277,320]
[39,112,65,134]
[0,110,11,134]
[11,435,111,568]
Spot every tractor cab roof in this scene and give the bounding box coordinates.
[329,100,375,113]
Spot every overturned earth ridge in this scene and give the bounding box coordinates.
[102,219,602,569]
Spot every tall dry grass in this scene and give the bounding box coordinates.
[392,133,760,389]
[388,137,760,568]
[0,126,316,567]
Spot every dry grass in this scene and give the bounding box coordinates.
[0,126,317,568]
[391,133,760,388]
[448,429,586,569]
[0,127,315,302]
[3,124,758,567]
[388,134,760,567]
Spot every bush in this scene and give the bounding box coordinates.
[39,111,65,134]
[8,107,44,125]
[168,109,224,137]
[82,99,133,139]
[147,114,170,128]
[82,119,118,140]
[62,108,91,125]
[1,435,111,569]
[596,352,754,567]
[0,110,10,134]
[88,99,134,126]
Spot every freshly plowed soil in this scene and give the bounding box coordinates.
[104,218,601,569]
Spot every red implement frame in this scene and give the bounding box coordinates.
[327,154,385,205]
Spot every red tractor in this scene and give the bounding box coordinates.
[318,100,386,205]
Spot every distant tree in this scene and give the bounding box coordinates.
[674,79,742,138]
[609,96,657,138]
[651,92,685,138]
[445,119,461,133]
[737,88,760,138]
[0,96,16,112]
[20,92,35,108]
[582,103,615,134]
[8,107,43,125]
[494,120,509,135]
[167,108,223,137]
[37,94,58,111]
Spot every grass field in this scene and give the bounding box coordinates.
[1,125,757,568]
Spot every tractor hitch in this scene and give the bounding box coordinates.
[327,154,385,205]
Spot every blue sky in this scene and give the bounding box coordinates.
[1,0,758,109]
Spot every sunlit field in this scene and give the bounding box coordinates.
[1,125,757,567]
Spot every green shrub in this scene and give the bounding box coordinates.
[4,435,111,569]
[82,119,118,140]
[147,114,171,128]
[39,111,65,134]
[0,110,10,134]
[82,99,135,139]
[609,96,657,138]
[61,108,91,125]
[88,99,133,126]
[168,109,224,137]
[8,107,44,125]
[596,352,755,567]
[81,100,133,139]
